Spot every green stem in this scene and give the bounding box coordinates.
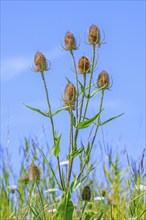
[40,72,64,190]
[83,45,96,119]
[74,73,87,151]
[70,50,79,122]
[91,89,104,147]
[67,108,74,188]
[79,74,86,122]
[80,201,87,220]
[77,90,104,181]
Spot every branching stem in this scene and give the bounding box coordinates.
[40,72,64,190]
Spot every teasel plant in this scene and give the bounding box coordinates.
[24,24,124,220]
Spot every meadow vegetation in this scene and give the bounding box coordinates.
[0,24,145,220]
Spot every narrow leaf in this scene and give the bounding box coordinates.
[101,113,124,126]
[76,110,102,129]
[71,112,76,127]
[78,80,86,97]
[80,162,99,183]
[70,176,81,192]
[51,106,69,117]
[24,104,49,117]
[67,146,84,160]
[53,133,61,157]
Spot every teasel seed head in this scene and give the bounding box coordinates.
[82,185,91,201]
[21,175,29,184]
[97,70,110,89]
[64,83,76,110]
[34,52,48,72]
[78,56,90,74]
[29,163,40,182]
[64,32,76,51]
[88,24,100,46]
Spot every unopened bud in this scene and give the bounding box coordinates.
[64,83,76,110]
[29,163,40,182]
[34,52,48,72]
[88,24,100,46]
[82,186,91,201]
[78,56,90,74]
[97,70,110,89]
[64,32,76,51]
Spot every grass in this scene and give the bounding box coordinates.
[0,24,145,220]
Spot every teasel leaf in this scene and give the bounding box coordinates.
[51,106,69,117]
[67,146,84,160]
[100,113,124,126]
[53,133,62,157]
[24,104,49,117]
[76,110,103,129]
[70,176,81,192]
[54,192,74,220]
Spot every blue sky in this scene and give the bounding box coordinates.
[1,1,145,175]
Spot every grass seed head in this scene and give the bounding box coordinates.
[64,83,76,110]
[88,24,100,46]
[82,185,91,201]
[78,56,90,74]
[29,163,40,182]
[34,52,48,72]
[64,32,76,51]
[97,70,110,89]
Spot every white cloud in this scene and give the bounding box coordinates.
[1,48,64,81]
[1,56,30,81]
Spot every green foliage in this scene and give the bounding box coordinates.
[76,110,102,129]
[1,24,145,220]
[54,192,74,220]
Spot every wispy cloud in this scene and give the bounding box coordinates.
[1,47,64,81]
[1,56,30,81]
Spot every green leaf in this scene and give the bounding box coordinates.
[84,142,91,164]
[24,104,49,117]
[100,113,124,126]
[90,87,103,98]
[38,147,62,190]
[76,110,102,129]
[70,176,81,192]
[80,162,99,183]
[54,192,74,220]
[78,80,94,97]
[67,146,84,160]
[53,133,62,157]
[71,112,76,127]
[79,80,86,97]
[97,212,104,220]
[51,106,69,117]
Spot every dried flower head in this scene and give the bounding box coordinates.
[64,32,76,51]
[21,175,29,184]
[64,83,76,110]
[34,52,48,72]
[78,56,90,74]
[29,163,40,182]
[97,70,110,89]
[82,186,91,201]
[88,24,100,46]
